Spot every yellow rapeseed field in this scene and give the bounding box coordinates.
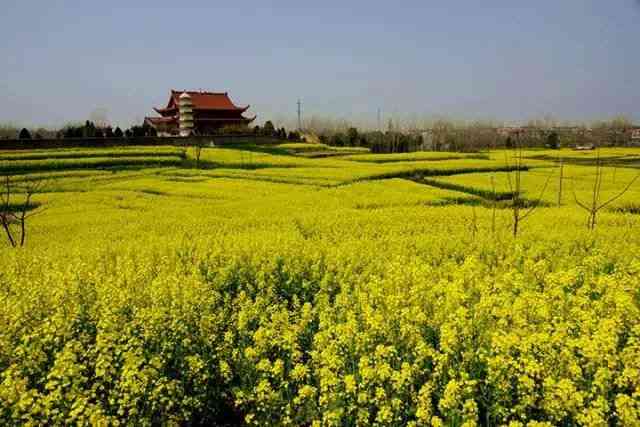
[0,145,639,426]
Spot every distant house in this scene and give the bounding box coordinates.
[631,128,640,145]
[145,90,256,136]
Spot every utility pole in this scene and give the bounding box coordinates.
[297,99,302,131]
[377,108,383,153]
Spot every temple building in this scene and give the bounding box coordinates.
[145,90,256,136]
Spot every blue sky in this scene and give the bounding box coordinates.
[1,0,639,128]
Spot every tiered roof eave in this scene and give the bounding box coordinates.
[154,107,177,116]
[145,116,177,125]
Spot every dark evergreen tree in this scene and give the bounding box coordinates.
[141,123,156,137]
[347,127,359,146]
[114,127,124,138]
[18,128,31,140]
[63,125,83,138]
[82,121,97,138]
[330,133,345,147]
[288,131,300,141]
[263,121,276,137]
[547,131,560,149]
[127,125,149,137]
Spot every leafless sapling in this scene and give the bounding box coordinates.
[0,175,45,247]
[490,175,497,234]
[557,156,564,206]
[192,140,203,169]
[572,149,639,230]
[504,133,553,237]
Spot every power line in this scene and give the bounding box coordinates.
[297,99,302,130]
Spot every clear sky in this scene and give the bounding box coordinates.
[1,0,639,128]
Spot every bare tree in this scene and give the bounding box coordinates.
[466,121,499,152]
[190,139,204,169]
[573,150,639,230]
[0,175,46,247]
[431,119,454,152]
[610,115,633,146]
[490,175,497,234]
[505,132,553,237]
[194,144,203,169]
[557,156,564,206]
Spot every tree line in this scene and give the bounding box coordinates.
[4,115,635,149]
[315,117,639,153]
[252,121,303,141]
[7,120,304,142]
[319,126,425,153]
[6,121,157,141]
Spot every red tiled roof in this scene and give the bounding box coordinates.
[168,90,249,112]
[154,107,177,115]
[145,116,177,125]
[195,116,257,123]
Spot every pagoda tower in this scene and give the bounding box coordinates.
[178,92,194,137]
